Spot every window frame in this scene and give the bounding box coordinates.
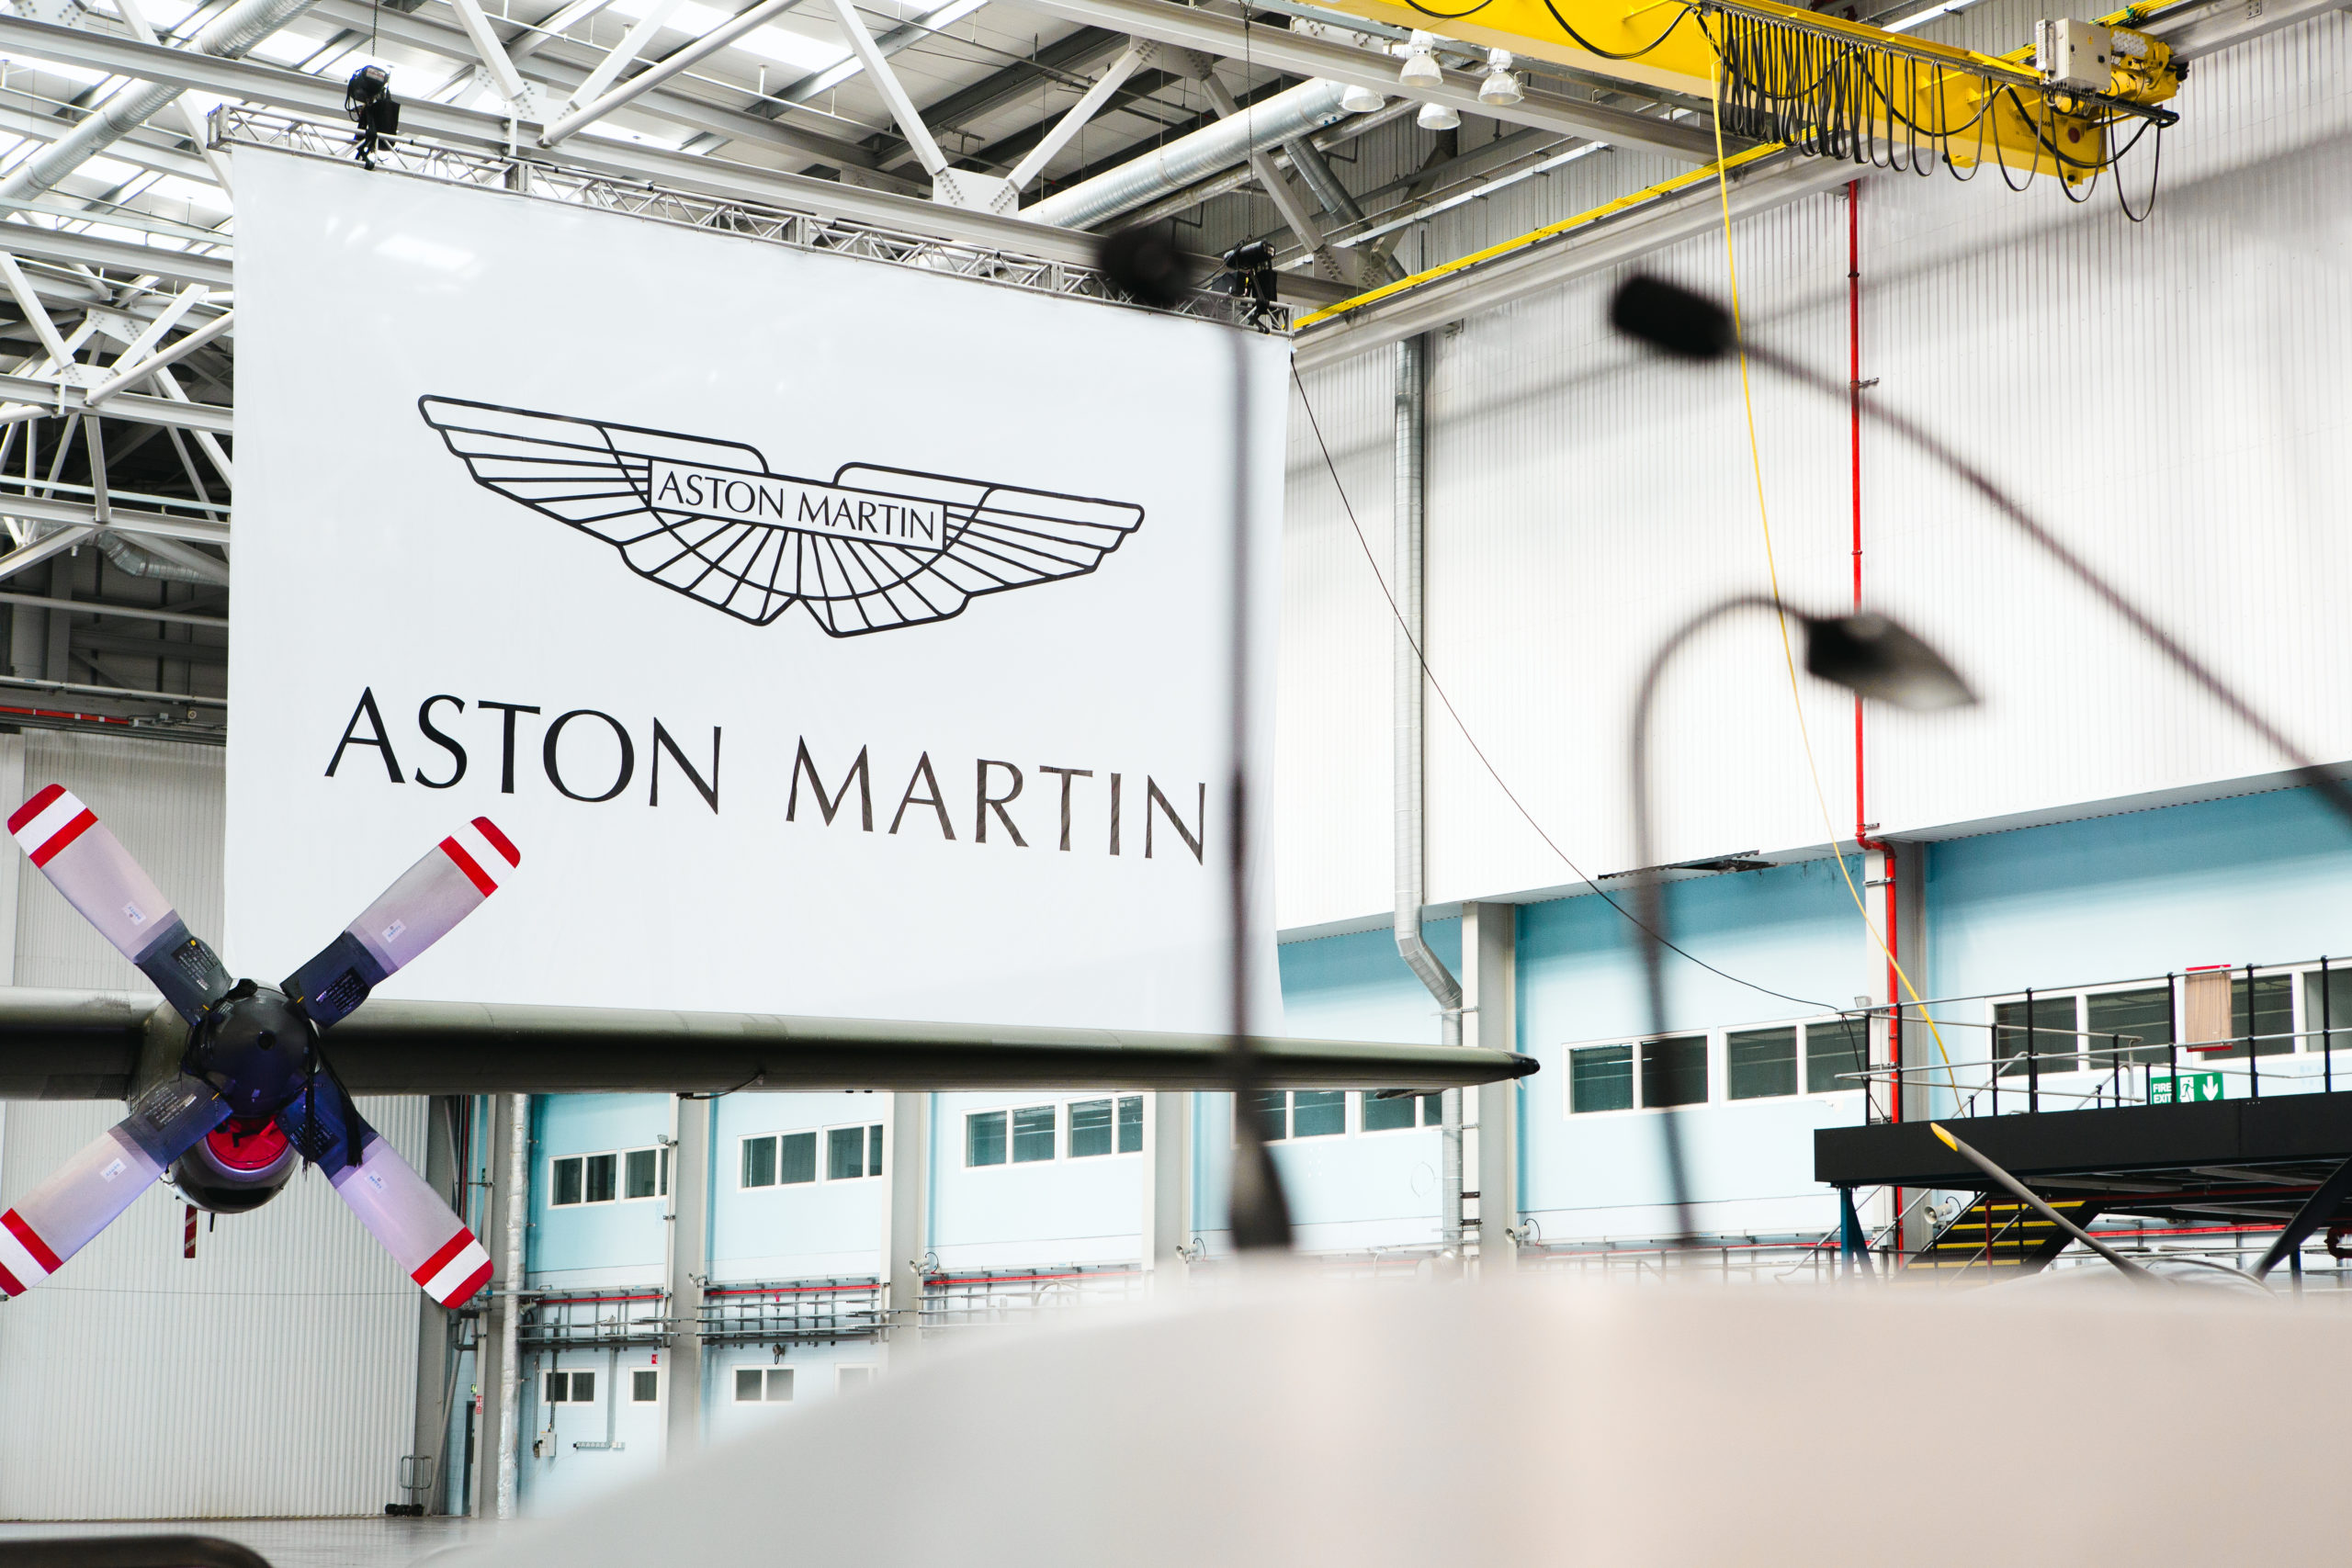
[738,1129,822,1190]
[550,1145,668,1207]
[820,1121,887,1183]
[1563,1013,1870,1119]
[630,1368,660,1404]
[1066,1095,1148,1159]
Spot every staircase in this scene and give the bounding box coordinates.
[1908,1195,2105,1278]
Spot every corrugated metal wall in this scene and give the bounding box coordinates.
[1275,14,2352,929]
[0,732,425,1519]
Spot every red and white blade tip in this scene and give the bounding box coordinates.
[0,1208,61,1299]
[441,817,519,896]
[413,1228,494,1306]
[8,784,96,868]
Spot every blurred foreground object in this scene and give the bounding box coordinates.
[447,1273,2339,1566]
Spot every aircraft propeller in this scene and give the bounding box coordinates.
[0,785,510,1307]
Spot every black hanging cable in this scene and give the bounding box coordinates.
[1288,365,1840,1017]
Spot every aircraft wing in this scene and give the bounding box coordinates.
[0,987,1537,1099]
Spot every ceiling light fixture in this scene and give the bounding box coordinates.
[1478,49,1523,106]
[1416,100,1461,130]
[1397,30,1443,87]
[1339,81,1388,113]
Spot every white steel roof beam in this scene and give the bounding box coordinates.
[1004,40,1144,192]
[111,0,236,195]
[538,0,808,146]
[1011,0,1721,161]
[83,306,231,406]
[445,0,540,111]
[0,0,322,200]
[819,0,947,176]
[554,0,688,118]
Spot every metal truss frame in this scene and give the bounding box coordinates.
[215,108,1293,333]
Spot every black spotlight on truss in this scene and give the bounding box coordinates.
[1094,222,1194,310]
[345,65,400,169]
[1219,239,1280,330]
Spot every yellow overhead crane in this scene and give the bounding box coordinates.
[1300,0,2183,180]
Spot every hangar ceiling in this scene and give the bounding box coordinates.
[0,0,2300,740]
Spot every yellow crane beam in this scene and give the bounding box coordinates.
[1304,0,2179,178]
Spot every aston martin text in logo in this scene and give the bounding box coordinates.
[417,397,1145,636]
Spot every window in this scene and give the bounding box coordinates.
[741,1132,819,1188]
[544,1371,594,1403]
[554,1145,665,1206]
[1291,1090,1345,1137]
[1805,1019,1868,1094]
[2086,987,2174,1066]
[2309,968,2352,1055]
[780,1131,817,1183]
[631,1370,659,1403]
[967,1110,1008,1167]
[1246,1090,1289,1142]
[1727,1027,1796,1100]
[1996,997,2079,1077]
[2211,973,2294,1059]
[1360,1089,1421,1133]
[742,1136,776,1189]
[1011,1104,1057,1162]
[734,1367,793,1403]
[624,1146,666,1200]
[1571,1044,1634,1113]
[826,1123,883,1180]
[1640,1035,1708,1108]
[837,1366,874,1393]
[1069,1096,1146,1157]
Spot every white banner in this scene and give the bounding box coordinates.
[226,151,1284,1035]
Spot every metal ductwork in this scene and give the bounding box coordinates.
[0,0,322,199]
[1024,77,1360,231]
[1390,333,1464,1257]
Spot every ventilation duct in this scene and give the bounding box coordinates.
[1024,77,1359,231]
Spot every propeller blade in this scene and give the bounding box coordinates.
[282,817,519,1030]
[277,1077,492,1306]
[8,784,232,1025]
[0,1076,228,1299]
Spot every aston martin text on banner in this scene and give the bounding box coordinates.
[226,149,1285,1034]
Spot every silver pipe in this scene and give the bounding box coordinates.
[1024,77,1358,230]
[495,1091,528,1518]
[0,0,322,199]
[1391,333,1464,1252]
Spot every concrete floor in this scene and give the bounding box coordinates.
[0,1517,501,1568]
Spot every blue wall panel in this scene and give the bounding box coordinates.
[708,1092,888,1280]
[529,1094,670,1285]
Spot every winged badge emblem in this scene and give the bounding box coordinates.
[419,397,1146,636]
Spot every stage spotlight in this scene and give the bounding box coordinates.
[1095,222,1193,310]
[1397,30,1443,87]
[1417,100,1461,130]
[1339,81,1388,113]
[1797,612,1975,711]
[1219,239,1280,327]
[345,64,400,169]
[1478,50,1524,106]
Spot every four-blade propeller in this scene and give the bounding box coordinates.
[0,787,512,1307]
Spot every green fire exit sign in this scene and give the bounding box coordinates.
[2151,1071,2224,1105]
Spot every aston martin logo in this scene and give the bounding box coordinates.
[418,397,1146,636]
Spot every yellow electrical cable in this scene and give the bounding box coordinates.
[1704,37,1963,1103]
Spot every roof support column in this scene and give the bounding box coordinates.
[1141,1090,1192,1288]
[663,1091,709,1460]
[881,1091,931,1368]
[1464,902,1518,1276]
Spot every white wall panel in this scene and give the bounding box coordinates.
[0,733,428,1519]
[1275,15,2352,923]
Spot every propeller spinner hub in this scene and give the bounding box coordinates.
[192,982,321,1118]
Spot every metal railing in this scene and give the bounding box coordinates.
[209,108,1291,332]
[519,1286,669,1350]
[919,1264,1144,1329]
[699,1278,883,1346]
